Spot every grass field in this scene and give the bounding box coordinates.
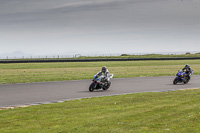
[1,60,200,132]
[0,60,200,84]
[1,53,200,60]
[0,89,200,132]
[77,53,200,59]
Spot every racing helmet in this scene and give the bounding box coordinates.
[102,66,107,73]
[185,64,190,68]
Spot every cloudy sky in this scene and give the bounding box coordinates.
[0,0,200,55]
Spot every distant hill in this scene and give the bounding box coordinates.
[0,51,32,59]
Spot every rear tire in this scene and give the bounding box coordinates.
[184,76,190,84]
[103,82,111,90]
[173,77,178,85]
[89,83,95,92]
[102,86,109,90]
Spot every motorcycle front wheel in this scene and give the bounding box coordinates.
[173,77,178,85]
[89,83,95,92]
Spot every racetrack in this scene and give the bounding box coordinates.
[1,75,200,108]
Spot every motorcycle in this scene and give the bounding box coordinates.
[173,70,193,85]
[89,74,114,92]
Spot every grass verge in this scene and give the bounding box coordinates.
[1,53,200,60]
[0,60,200,84]
[0,89,200,132]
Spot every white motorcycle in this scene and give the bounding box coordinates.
[89,74,114,92]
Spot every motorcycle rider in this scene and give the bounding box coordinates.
[182,64,192,79]
[95,66,109,82]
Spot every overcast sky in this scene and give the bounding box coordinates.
[0,0,200,55]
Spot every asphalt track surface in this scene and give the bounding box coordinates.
[1,75,200,108]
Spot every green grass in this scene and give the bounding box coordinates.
[1,53,200,60]
[0,60,200,84]
[1,89,200,132]
[76,53,200,59]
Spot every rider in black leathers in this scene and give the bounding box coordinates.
[95,66,109,82]
[182,64,192,79]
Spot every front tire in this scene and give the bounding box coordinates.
[89,83,95,92]
[173,77,178,85]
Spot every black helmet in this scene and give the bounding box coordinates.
[185,64,190,68]
[102,66,107,73]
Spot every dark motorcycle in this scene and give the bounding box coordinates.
[89,74,114,92]
[173,70,193,85]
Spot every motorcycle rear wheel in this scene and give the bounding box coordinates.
[103,82,111,90]
[184,76,190,84]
